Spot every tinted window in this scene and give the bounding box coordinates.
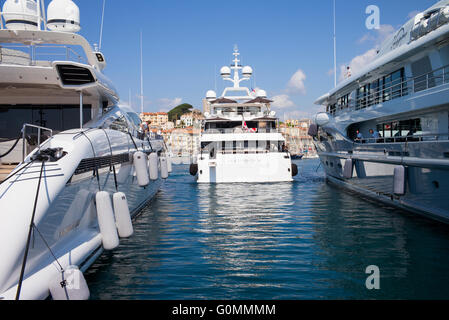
[0,105,92,140]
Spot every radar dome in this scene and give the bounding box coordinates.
[220,66,231,78]
[2,0,39,31]
[206,90,217,101]
[256,90,267,98]
[315,112,330,126]
[242,66,253,78]
[47,0,81,33]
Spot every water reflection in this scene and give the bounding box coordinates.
[86,161,449,300]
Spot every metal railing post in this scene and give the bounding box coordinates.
[22,125,26,162]
[79,91,83,129]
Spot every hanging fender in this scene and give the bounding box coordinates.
[49,266,90,300]
[160,156,169,179]
[133,151,150,187]
[167,156,173,173]
[95,191,120,250]
[113,192,134,238]
[148,153,159,180]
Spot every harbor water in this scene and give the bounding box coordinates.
[85,159,449,300]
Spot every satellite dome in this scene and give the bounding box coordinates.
[206,90,217,101]
[315,112,330,126]
[242,66,253,78]
[2,0,39,31]
[47,0,81,33]
[256,90,267,98]
[220,66,231,78]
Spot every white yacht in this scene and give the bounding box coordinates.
[310,0,449,223]
[0,0,169,300]
[190,47,297,183]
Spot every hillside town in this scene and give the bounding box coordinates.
[140,107,317,163]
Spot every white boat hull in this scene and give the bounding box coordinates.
[197,153,293,183]
[0,128,164,300]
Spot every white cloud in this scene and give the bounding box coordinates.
[272,94,295,109]
[339,48,378,82]
[358,24,395,46]
[287,69,307,94]
[408,10,420,20]
[157,97,182,111]
[282,110,314,121]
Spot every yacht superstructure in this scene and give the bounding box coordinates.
[310,0,449,223]
[0,0,169,300]
[191,48,297,183]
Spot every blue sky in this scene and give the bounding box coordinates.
[74,0,437,119]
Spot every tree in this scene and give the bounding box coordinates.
[168,103,193,122]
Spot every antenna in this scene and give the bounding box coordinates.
[99,0,106,50]
[333,0,337,88]
[140,30,144,114]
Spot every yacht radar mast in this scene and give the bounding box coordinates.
[219,46,254,101]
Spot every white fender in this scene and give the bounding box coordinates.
[133,151,150,187]
[95,191,120,250]
[160,157,169,179]
[113,192,134,238]
[49,266,90,300]
[148,153,159,180]
[394,165,406,195]
[343,159,353,179]
[167,156,173,173]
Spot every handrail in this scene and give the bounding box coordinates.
[22,124,53,161]
[329,64,449,116]
[355,132,449,145]
[0,44,87,65]
[203,128,278,134]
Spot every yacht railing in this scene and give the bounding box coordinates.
[22,124,53,161]
[355,132,449,145]
[410,8,449,42]
[0,44,87,66]
[203,128,278,134]
[329,64,449,116]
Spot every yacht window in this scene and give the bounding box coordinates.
[85,106,129,133]
[127,112,142,127]
[353,68,406,111]
[412,56,433,92]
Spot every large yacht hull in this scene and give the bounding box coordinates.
[0,129,164,300]
[314,137,449,224]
